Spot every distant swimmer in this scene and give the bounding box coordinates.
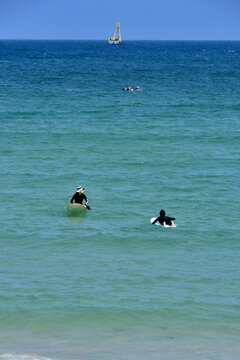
[135,85,140,90]
[122,86,134,91]
[152,209,175,227]
[70,186,90,209]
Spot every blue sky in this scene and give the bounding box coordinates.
[0,0,240,40]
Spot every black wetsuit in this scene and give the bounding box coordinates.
[70,192,87,204]
[153,216,175,226]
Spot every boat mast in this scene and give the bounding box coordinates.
[113,22,122,43]
[108,22,123,44]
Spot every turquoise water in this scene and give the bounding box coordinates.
[0,40,240,360]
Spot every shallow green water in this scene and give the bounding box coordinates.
[0,40,239,360]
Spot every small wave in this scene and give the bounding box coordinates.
[0,354,53,360]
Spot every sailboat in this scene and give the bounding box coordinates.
[108,22,123,45]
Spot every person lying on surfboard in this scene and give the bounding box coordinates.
[152,210,175,227]
[122,86,133,91]
[70,186,90,209]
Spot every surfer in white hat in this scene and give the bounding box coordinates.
[70,186,90,209]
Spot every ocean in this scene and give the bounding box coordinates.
[0,40,239,360]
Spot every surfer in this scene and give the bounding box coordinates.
[122,86,133,91]
[70,186,90,209]
[152,210,175,227]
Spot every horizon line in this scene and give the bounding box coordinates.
[0,38,240,42]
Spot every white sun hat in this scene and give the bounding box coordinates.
[76,186,85,193]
